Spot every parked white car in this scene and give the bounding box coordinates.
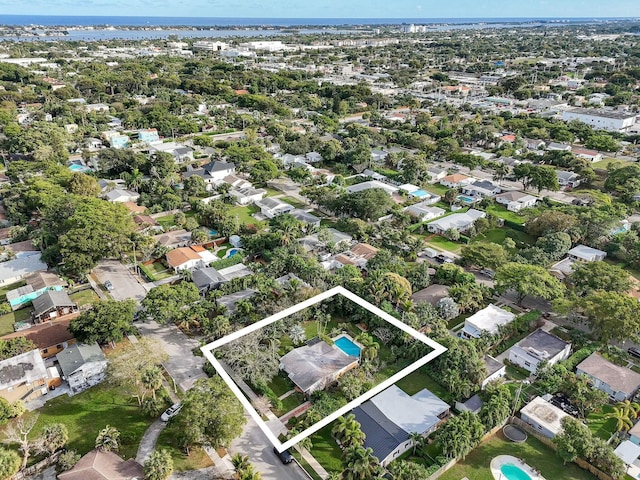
[161,403,182,422]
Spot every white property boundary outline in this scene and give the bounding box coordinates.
[201,286,447,452]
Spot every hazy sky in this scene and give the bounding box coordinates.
[1,0,638,18]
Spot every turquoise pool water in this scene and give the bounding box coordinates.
[456,194,476,204]
[209,229,218,236]
[500,463,532,480]
[69,163,90,172]
[334,336,361,357]
[228,248,239,256]
[411,189,429,198]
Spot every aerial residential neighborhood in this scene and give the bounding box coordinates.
[0,6,640,480]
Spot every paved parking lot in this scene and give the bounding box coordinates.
[93,260,147,302]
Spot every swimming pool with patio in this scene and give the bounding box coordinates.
[491,455,545,480]
[456,194,477,204]
[333,334,362,358]
[410,189,430,199]
[68,162,91,173]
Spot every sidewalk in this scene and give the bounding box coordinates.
[299,447,329,479]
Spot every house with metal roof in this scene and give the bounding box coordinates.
[192,267,227,294]
[57,343,107,395]
[345,180,398,196]
[31,291,78,324]
[256,197,295,218]
[353,385,450,466]
[0,252,48,287]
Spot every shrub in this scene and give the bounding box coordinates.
[57,450,81,473]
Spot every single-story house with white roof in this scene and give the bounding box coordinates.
[460,304,516,339]
[462,180,501,198]
[520,396,569,438]
[104,189,140,203]
[256,197,295,218]
[614,440,640,478]
[495,191,538,212]
[567,245,606,262]
[427,209,486,235]
[557,170,581,189]
[508,329,571,374]
[0,252,48,287]
[345,180,398,196]
[427,166,447,181]
[229,187,267,205]
[405,204,446,222]
[353,385,450,466]
[572,148,603,163]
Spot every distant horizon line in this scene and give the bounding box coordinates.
[1,14,638,20]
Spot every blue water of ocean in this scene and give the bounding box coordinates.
[0,15,627,27]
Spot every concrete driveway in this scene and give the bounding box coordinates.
[137,320,206,392]
[230,415,309,480]
[93,260,147,302]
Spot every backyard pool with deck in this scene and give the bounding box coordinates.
[333,335,361,358]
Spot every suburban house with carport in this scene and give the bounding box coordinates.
[279,338,358,396]
[256,197,295,218]
[459,304,516,339]
[353,385,450,466]
[550,244,607,279]
[57,342,107,395]
[31,291,78,324]
[520,396,569,438]
[508,329,571,374]
[166,245,217,272]
[576,353,640,401]
[5,271,67,311]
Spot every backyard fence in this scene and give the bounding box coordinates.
[510,416,615,480]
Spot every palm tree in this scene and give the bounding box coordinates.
[231,453,250,473]
[342,445,382,480]
[123,168,144,192]
[356,333,380,364]
[492,163,509,186]
[606,400,640,432]
[408,432,424,456]
[332,414,363,446]
[141,366,163,400]
[289,324,307,345]
[95,425,120,452]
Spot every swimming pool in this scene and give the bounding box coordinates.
[228,248,240,256]
[411,189,430,198]
[334,335,361,358]
[209,229,218,236]
[69,163,90,172]
[456,194,477,204]
[500,463,532,480]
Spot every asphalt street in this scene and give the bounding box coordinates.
[93,260,147,302]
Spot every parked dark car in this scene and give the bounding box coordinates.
[628,347,640,359]
[435,254,453,264]
[273,447,293,464]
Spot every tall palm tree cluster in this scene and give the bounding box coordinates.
[231,453,262,480]
[331,414,386,480]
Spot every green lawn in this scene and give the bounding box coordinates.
[268,373,295,397]
[280,196,307,209]
[302,319,340,339]
[395,369,453,405]
[69,289,99,307]
[424,183,449,196]
[587,404,617,441]
[310,425,344,473]
[592,157,631,170]
[0,280,26,302]
[275,392,306,417]
[0,308,33,335]
[229,205,260,225]
[29,383,154,460]
[264,187,282,197]
[425,235,463,254]
[486,204,526,225]
[156,422,214,471]
[291,449,323,480]
[474,228,534,246]
[438,432,598,480]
